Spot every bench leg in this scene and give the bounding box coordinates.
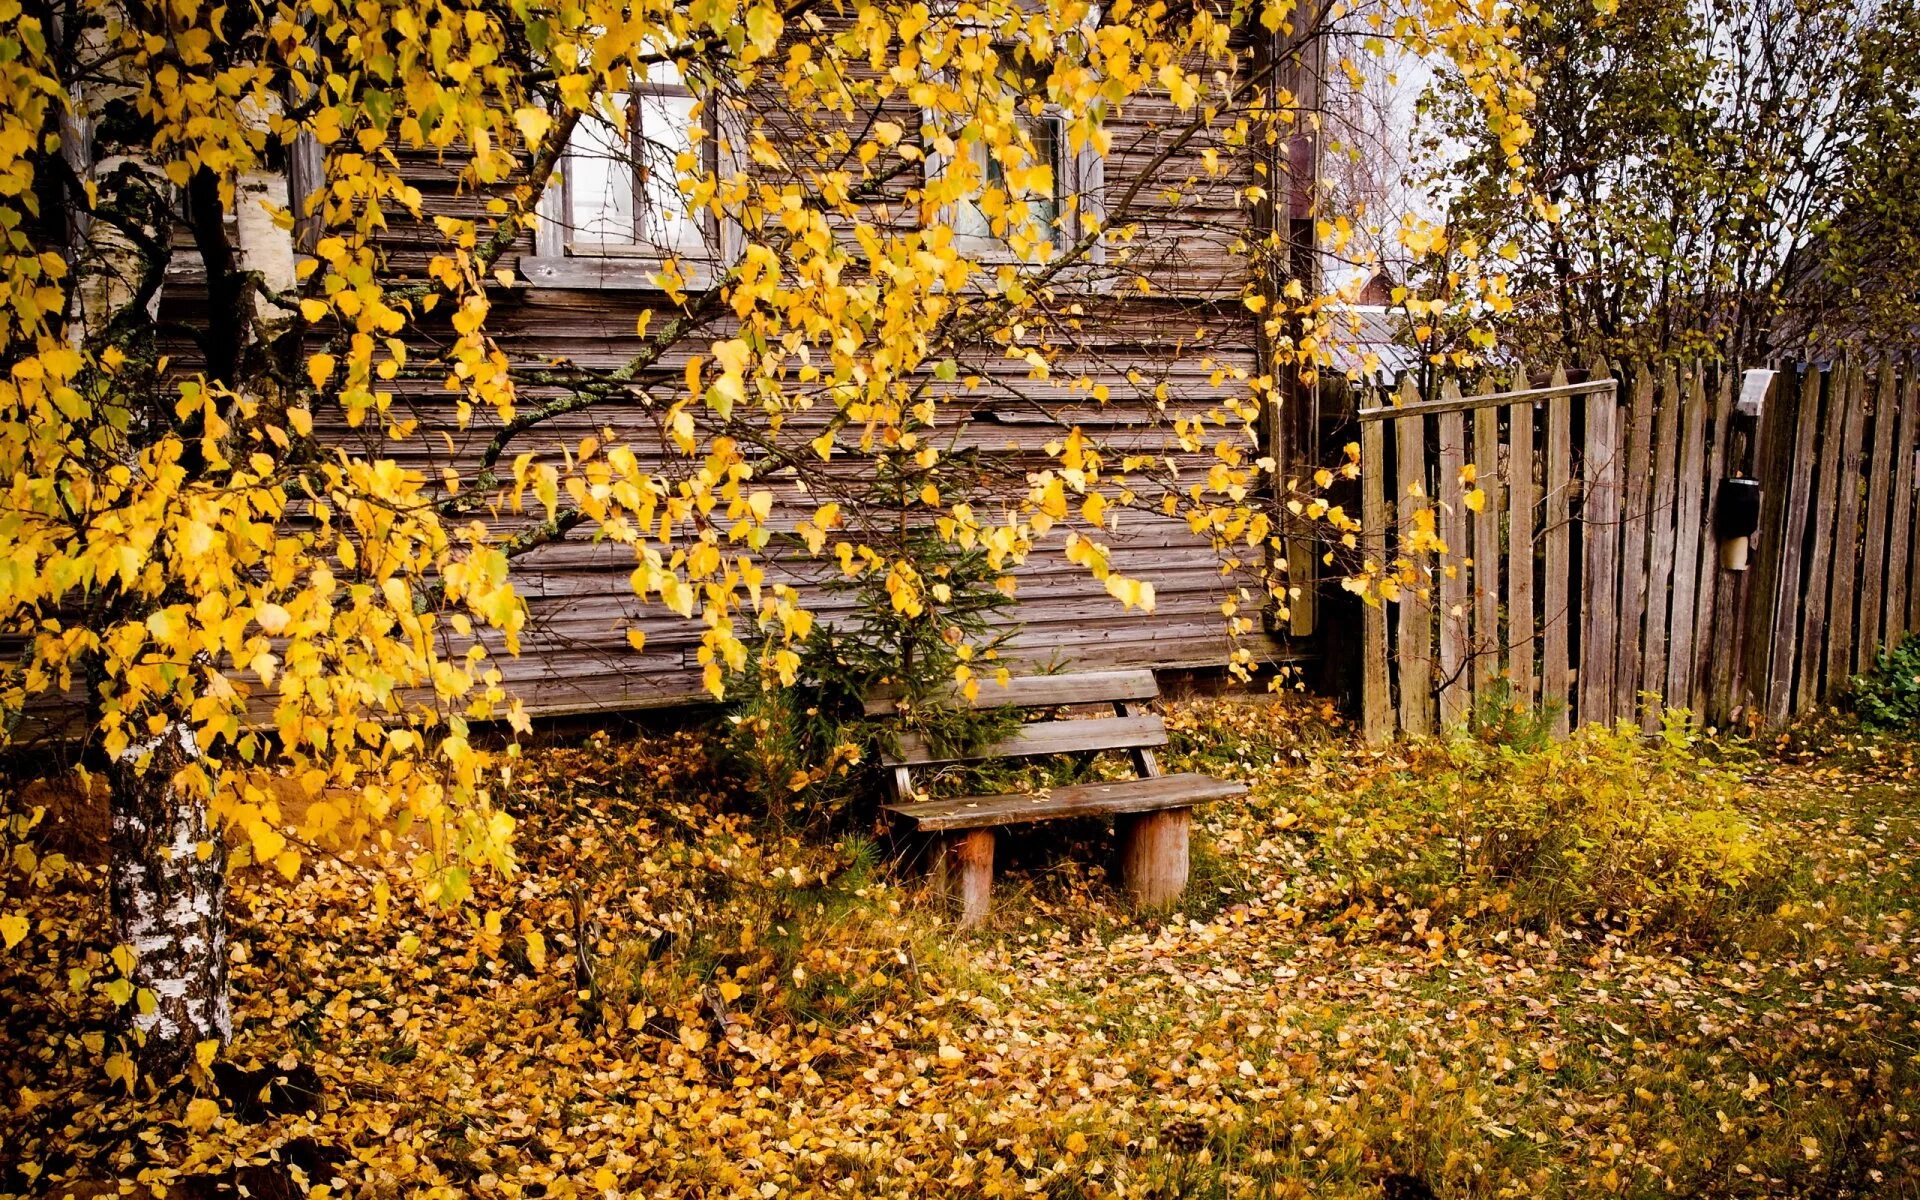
[1117,807,1189,909]
[934,829,994,928]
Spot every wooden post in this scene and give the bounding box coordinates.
[1542,366,1574,736]
[1639,362,1683,726]
[1437,393,1469,728]
[1361,413,1393,743]
[1118,808,1190,909]
[938,830,995,928]
[1507,367,1538,710]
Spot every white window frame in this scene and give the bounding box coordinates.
[924,101,1107,277]
[523,75,746,291]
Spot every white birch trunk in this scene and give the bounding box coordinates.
[107,722,230,1079]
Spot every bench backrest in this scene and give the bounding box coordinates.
[870,669,1166,768]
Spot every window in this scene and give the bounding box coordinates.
[526,60,741,289]
[952,112,1064,242]
[926,104,1105,273]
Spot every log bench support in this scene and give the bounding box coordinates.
[1116,806,1189,909]
[934,829,995,927]
[873,670,1243,927]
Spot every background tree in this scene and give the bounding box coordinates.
[0,0,1532,1082]
[1420,0,1920,362]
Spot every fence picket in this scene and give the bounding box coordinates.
[1615,364,1656,720]
[1888,368,1918,643]
[1506,367,1538,711]
[1797,362,1851,710]
[1543,367,1575,736]
[1472,392,1502,714]
[1767,367,1824,724]
[1437,394,1469,727]
[1694,368,1736,717]
[1825,365,1870,690]
[1858,365,1899,666]
[1360,410,1392,743]
[1639,363,1684,725]
[1396,377,1432,736]
[1578,366,1621,725]
[1667,365,1709,715]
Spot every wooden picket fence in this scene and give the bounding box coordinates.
[1355,358,1920,742]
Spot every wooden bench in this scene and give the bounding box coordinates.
[870,669,1245,926]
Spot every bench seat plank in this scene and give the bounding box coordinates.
[884,773,1244,832]
[887,714,1167,767]
[863,669,1159,717]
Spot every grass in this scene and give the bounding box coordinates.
[2,703,1918,1198]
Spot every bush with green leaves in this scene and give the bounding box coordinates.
[1851,634,1920,732]
[1294,715,1785,943]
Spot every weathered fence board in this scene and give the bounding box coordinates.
[1506,367,1538,710]
[1666,367,1709,710]
[1888,370,1918,646]
[1360,414,1391,743]
[1542,368,1575,736]
[1615,364,1656,720]
[1639,363,1683,725]
[1578,372,1621,724]
[1472,395,1502,711]
[1858,367,1898,664]
[1395,376,1432,737]
[1767,367,1824,725]
[1825,365,1870,691]
[1437,395,1469,727]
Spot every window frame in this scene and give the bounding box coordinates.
[922,99,1108,280]
[523,75,746,292]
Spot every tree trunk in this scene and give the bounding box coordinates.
[107,722,230,1080]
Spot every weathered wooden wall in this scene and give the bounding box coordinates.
[289,65,1316,716]
[1356,358,1920,741]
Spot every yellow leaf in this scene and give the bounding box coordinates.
[306,353,336,389]
[1065,1132,1088,1154]
[256,603,291,634]
[0,913,28,949]
[679,1023,709,1052]
[195,1039,220,1073]
[717,980,743,1003]
[272,850,301,881]
[524,930,547,972]
[184,1097,221,1132]
[1464,487,1486,513]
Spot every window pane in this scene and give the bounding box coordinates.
[1031,117,1062,230]
[635,91,702,250]
[569,94,635,246]
[955,139,996,239]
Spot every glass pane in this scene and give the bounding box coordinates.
[635,90,702,250]
[568,93,635,246]
[954,139,996,239]
[1031,117,1062,230]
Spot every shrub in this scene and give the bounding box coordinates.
[1851,634,1920,731]
[1296,715,1784,943]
